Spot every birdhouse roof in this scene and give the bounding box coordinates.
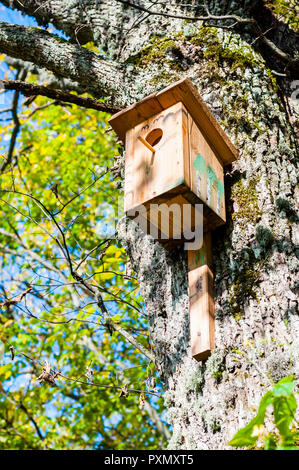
[109,78,238,166]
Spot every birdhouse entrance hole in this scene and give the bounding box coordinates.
[146,128,163,147]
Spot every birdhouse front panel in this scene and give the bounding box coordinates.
[124,101,190,215]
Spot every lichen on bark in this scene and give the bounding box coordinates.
[118,22,298,449]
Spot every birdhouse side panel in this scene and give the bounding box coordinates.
[124,128,135,214]
[124,102,189,213]
[189,117,226,223]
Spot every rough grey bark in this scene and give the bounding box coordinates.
[1,0,298,450]
[0,21,125,103]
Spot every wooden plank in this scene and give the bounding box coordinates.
[188,233,215,361]
[181,103,191,191]
[124,128,135,213]
[159,79,238,166]
[137,135,156,153]
[188,232,212,270]
[188,114,226,223]
[109,93,163,143]
[124,102,186,213]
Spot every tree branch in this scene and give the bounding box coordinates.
[0,68,28,173]
[111,321,156,363]
[144,401,171,440]
[115,0,299,73]
[1,79,121,114]
[4,56,87,96]
[18,403,45,440]
[2,0,298,77]
[79,338,168,438]
[1,391,45,441]
[0,89,20,173]
[0,21,125,104]
[18,351,159,396]
[115,0,253,24]
[0,0,96,44]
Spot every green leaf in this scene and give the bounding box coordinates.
[272,376,297,397]
[264,435,277,450]
[228,391,273,447]
[228,378,299,450]
[228,420,259,447]
[273,395,297,436]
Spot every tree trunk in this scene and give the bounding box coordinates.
[1,0,298,450]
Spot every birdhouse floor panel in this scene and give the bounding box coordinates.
[125,181,227,249]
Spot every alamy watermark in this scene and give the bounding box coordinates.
[290,80,299,102]
[95,196,204,250]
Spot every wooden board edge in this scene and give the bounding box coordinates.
[109,78,238,166]
[158,78,238,166]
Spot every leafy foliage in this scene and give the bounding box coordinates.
[0,69,167,449]
[228,377,299,450]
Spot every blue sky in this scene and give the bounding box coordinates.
[0,3,69,32]
[0,4,38,26]
[0,4,67,148]
[0,2,67,82]
[0,5,39,109]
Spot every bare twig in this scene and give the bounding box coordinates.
[0,79,121,114]
[0,69,27,173]
[18,403,45,440]
[19,352,159,396]
[0,188,153,362]
[115,0,299,71]
[75,239,111,272]
[23,100,59,119]
[53,167,110,216]
[114,0,252,24]
[0,286,32,308]
[1,391,45,441]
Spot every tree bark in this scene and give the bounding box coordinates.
[0,21,125,103]
[0,0,298,450]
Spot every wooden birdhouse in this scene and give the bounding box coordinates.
[109,78,238,361]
